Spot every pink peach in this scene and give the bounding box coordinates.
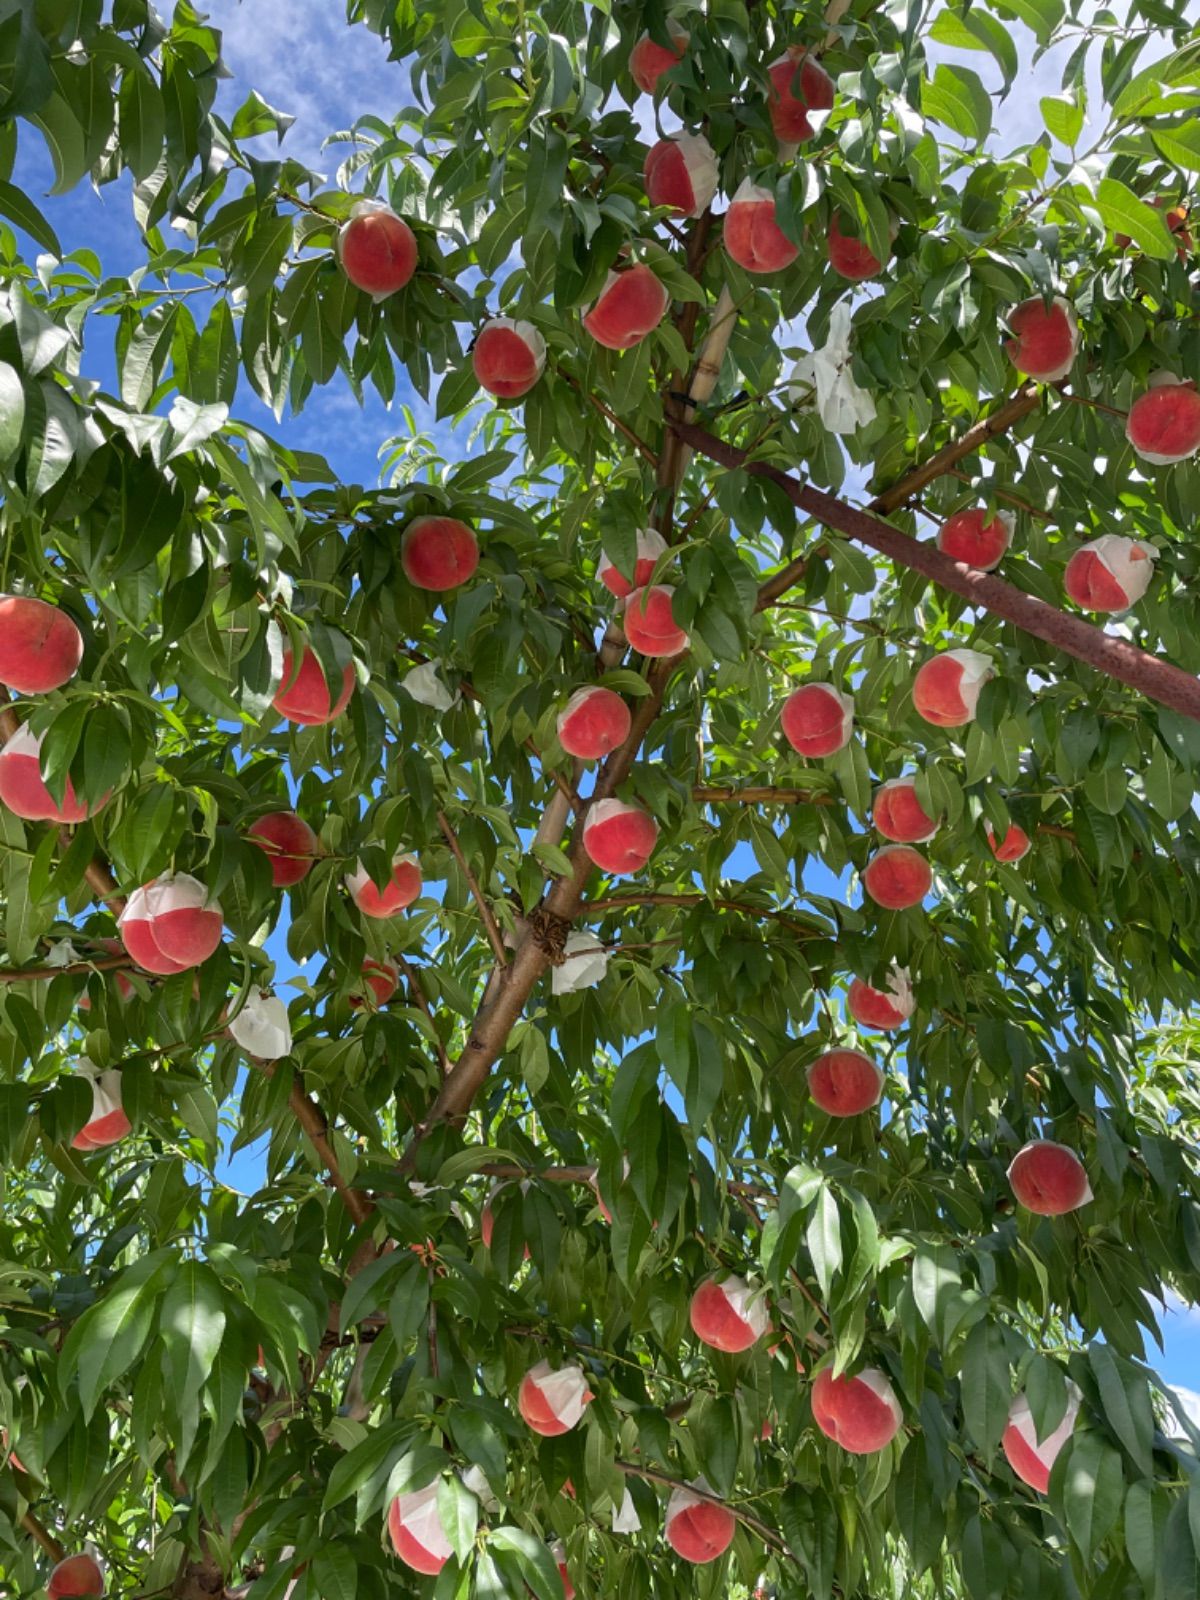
[400,516,480,591]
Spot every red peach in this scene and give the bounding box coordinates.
[911,648,992,728]
[724,180,799,274]
[344,853,422,919]
[811,1366,902,1454]
[644,133,719,219]
[247,811,318,887]
[1004,295,1079,383]
[1002,1387,1080,1493]
[0,724,104,823]
[986,821,1031,863]
[846,968,913,1030]
[338,203,417,299]
[0,595,83,696]
[827,214,885,281]
[387,1483,452,1575]
[47,1553,105,1598]
[937,508,1014,571]
[807,1048,883,1116]
[582,798,658,876]
[780,682,853,758]
[553,1542,574,1600]
[273,646,355,726]
[1007,1140,1092,1215]
[1126,377,1200,465]
[72,1068,132,1151]
[557,686,632,761]
[1063,535,1154,611]
[350,956,399,1008]
[628,20,689,94]
[118,874,223,973]
[583,264,670,350]
[862,845,932,910]
[473,318,546,400]
[622,585,689,656]
[766,48,835,143]
[400,516,480,591]
[689,1275,769,1352]
[872,777,938,843]
[518,1360,592,1435]
[664,1483,736,1564]
[598,527,668,597]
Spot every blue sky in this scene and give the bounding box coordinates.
[12,0,1199,1414]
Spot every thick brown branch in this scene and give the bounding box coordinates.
[868,383,1042,514]
[437,809,508,968]
[21,1510,65,1562]
[0,955,133,982]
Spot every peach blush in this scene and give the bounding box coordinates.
[862,844,932,910]
[689,1275,770,1352]
[846,967,914,1030]
[0,723,104,823]
[724,180,799,274]
[400,516,480,591]
[598,527,668,597]
[552,1541,574,1600]
[1126,376,1200,465]
[473,317,546,400]
[518,1360,592,1435]
[1063,535,1155,612]
[986,821,1031,863]
[349,956,399,1008]
[583,264,669,350]
[247,811,318,887]
[622,584,689,656]
[387,1481,453,1575]
[48,1553,106,1599]
[1004,295,1079,383]
[72,1068,131,1151]
[582,798,658,876]
[1007,1140,1092,1215]
[0,595,84,695]
[628,20,689,95]
[827,214,886,280]
[1002,1386,1081,1493]
[273,646,355,726]
[937,509,1014,571]
[807,1049,883,1116]
[766,48,835,143]
[780,682,854,758]
[872,777,938,843]
[338,202,417,300]
[644,133,719,219]
[811,1366,902,1454]
[344,853,422,919]
[664,1481,736,1564]
[118,874,224,974]
[557,686,632,761]
[911,648,993,728]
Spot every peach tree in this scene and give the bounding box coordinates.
[1,0,1200,1596]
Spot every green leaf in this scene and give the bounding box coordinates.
[118,64,165,181]
[922,64,993,142]
[1094,178,1179,259]
[29,92,89,194]
[807,1185,842,1301]
[437,1473,479,1564]
[1058,1431,1125,1561]
[1088,1343,1154,1475]
[961,1319,1010,1458]
[1041,94,1084,145]
[0,359,24,461]
[1152,122,1200,173]
[160,1261,227,1456]
[59,1252,172,1419]
[929,8,1018,88]
[0,179,61,255]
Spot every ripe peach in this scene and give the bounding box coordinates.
[344,853,422,919]
[811,1366,902,1454]
[644,133,719,219]
[47,1553,105,1598]
[664,1482,736,1564]
[1002,1386,1081,1493]
[780,682,853,758]
[247,811,318,887]
[598,527,668,597]
[118,874,224,974]
[72,1068,132,1152]
[622,585,689,656]
[557,686,632,761]
[582,797,658,876]
[863,844,932,910]
[1126,376,1200,465]
[473,317,546,400]
[628,20,689,94]
[518,1360,592,1435]
[986,821,1031,863]
[400,516,480,591]
[338,202,417,300]
[1007,1140,1092,1215]
[937,508,1014,572]
[1063,534,1155,612]
[689,1274,769,1353]
[807,1048,883,1116]
[827,214,886,281]
[0,595,83,696]
[766,48,835,143]
[724,179,799,274]
[0,724,104,823]
[350,956,399,1008]
[1004,295,1079,383]
[911,648,992,728]
[387,1482,452,1575]
[273,645,355,726]
[872,777,938,843]
[846,967,913,1030]
[583,264,670,350]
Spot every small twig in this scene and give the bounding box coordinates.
[252,1062,374,1226]
[553,364,659,466]
[21,1510,65,1562]
[0,954,133,983]
[693,785,835,807]
[436,810,509,968]
[394,951,452,1076]
[614,1461,790,1557]
[586,891,825,940]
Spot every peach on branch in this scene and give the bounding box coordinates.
[47,1553,105,1599]
[0,723,105,823]
[807,1048,884,1116]
[582,797,658,876]
[598,527,668,597]
[557,686,632,761]
[689,1274,769,1352]
[724,180,799,274]
[644,133,719,219]
[349,956,399,1008]
[872,777,938,843]
[0,595,83,696]
[937,508,1014,572]
[1004,295,1079,383]
[1002,1385,1081,1493]
[1008,1140,1092,1215]
[473,317,547,400]
[847,966,914,1030]
[664,1481,736,1564]
[811,1366,902,1454]
[401,515,480,591]
[344,852,422,919]
[71,1066,131,1152]
[338,201,417,300]
[1063,534,1155,612]
[827,214,888,281]
[518,1360,592,1436]
[766,47,835,143]
[780,682,854,759]
[862,844,932,910]
[628,19,689,94]
[118,874,224,974]
[1126,376,1200,465]
[986,821,1031,863]
[272,645,355,726]
[247,811,318,887]
[622,584,689,656]
[912,648,993,728]
[582,264,670,350]
[387,1480,453,1575]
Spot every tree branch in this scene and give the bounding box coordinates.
[21,1510,65,1562]
[252,1063,374,1227]
[586,890,825,939]
[867,383,1043,515]
[437,809,509,968]
[0,954,133,982]
[693,784,835,807]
